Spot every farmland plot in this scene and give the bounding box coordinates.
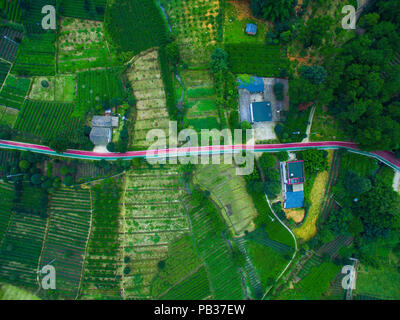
[160,0,221,64]
[151,235,209,299]
[21,0,56,34]
[39,187,92,298]
[122,166,191,299]
[0,181,15,245]
[58,18,117,74]
[15,100,77,139]
[12,33,56,76]
[0,27,24,62]
[0,60,11,88]
[0,105,18,127]
[0,209,47,289]
[181,69,220,131]
[0,74,31,110]
[0,150,20,178]
[0,0,22,23]
[29,76,75,102]
[58,0,107,21]
[187,206,244,299]
[127,50,170,148]
[75,68,125,119]
[193,164,258,236]
[81,179,123,300]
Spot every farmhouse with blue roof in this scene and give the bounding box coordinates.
[281,160,305,209]
[245,23,258,35]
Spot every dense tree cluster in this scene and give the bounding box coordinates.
[250,0,296,23]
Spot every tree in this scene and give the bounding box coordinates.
[19,160,30,171]
[47,135,70,154]
[258,153,276,170]
[107,142,116,152]
[64,175,74,187]
[157,260,166,270]
[276,151,289,162]
[264,181,281,198]
[165,42,180,64]
[300,66,327,85]
[60,166,70,176]
[273,82,284,101]
[210,48,228,74]
[298,150,328,174]
[301,16,333,48]
[343,171,372,194]
[31,174,43,185]
[250,0,296,22]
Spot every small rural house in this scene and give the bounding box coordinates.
[281,160,305,209]
[245,23,257,35]
[90,115,119,146]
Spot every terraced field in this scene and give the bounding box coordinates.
[188,206,244,299]
[58,18,117,73]
[40,187,92,298]
[121,166,191,299]
[127,50,170,148]
[193,164,258,236]
[0,27,23,62]
[0,181,15,245]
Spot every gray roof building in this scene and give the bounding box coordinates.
[92,116,119,128]
[90,127,112,146]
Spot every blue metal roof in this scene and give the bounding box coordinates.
[238,76,264,93]
[252,101,272,122]
[285,191,304,209]
[245,23,257,35]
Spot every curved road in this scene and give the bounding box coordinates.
[1,139,399,171]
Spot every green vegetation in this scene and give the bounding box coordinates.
[0,75,31,110]
[81,178,123,300]
[105,0,170,59]
[225,43,288,77]
[40,187,92,298]
[75,68,125,118]
[15,100,77,139]
[58,0,107,21]
[0,284,40,300]
[12,33,56,76]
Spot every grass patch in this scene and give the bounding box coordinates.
[340,152,379,178]
[0,284,40,300]
[294,170,329,241]
[186,87,215,99]
[185,117,220,131]
[310,105,347,141]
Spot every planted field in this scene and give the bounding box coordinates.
[40,187,92,298]
[0,284,40,300]
[340,152,379,178]
[0,182,15,245]
[81,178,123,300]
[0,74,31,110]
[127,50,170,148]
[188,206,244,299]
[0,0,22,22]
[0,150,20,178]
[59,0,107,21]
[151,235,209,299]
[29,76,75,102]
[247,240,289,291]
[12,33,56,76]
[105,0,169,56]
[296,262,341,299]
[225,43,288,77]
[181,69,220,131]
[122,166,191,299]
[0,211,47,289]
[193,164,258,236]
[15,100,77,139]
[160,0,220,64]
[0,105,18,127]
[0,60,11,88]
[58,18,117,74]
[0,27,23,62]
[75,68,125,118]
[160,266,211,300]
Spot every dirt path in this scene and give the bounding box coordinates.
[302,105,316,143]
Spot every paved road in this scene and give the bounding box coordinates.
[1,139,399,171]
